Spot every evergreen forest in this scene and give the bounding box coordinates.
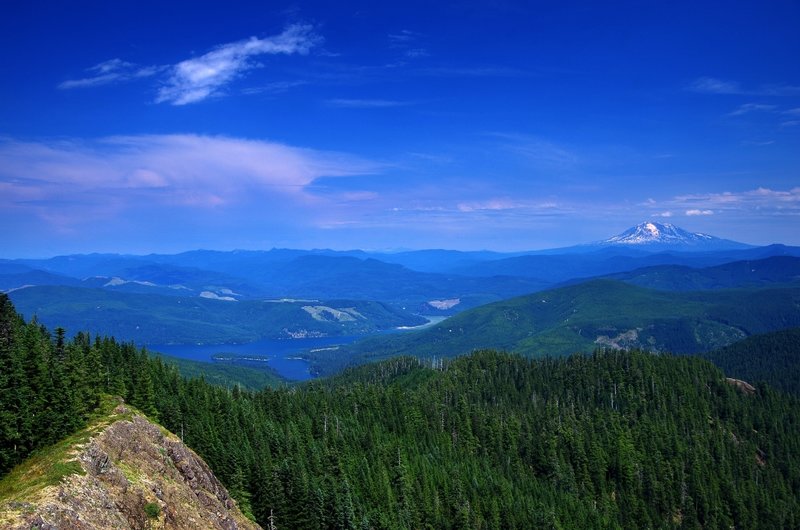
[702,327,800,397]
[2,293,800,529]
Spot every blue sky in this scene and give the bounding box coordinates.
[1,1,799,257]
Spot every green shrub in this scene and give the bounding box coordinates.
[144,502,160,519]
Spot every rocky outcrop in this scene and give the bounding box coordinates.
[0,403,260,530]
[726,377,757,395]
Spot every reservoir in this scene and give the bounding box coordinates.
[146,316,446,381]
[147,335,360,381]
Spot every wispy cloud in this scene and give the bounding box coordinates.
[759,84,800,96]
[688,77,743,95]
[490,133,577,169]
[417,66,527,78]
[157,24,321,105]
[741,139,775,146]
[388,30,419,45]
[727,103,777,116]
[456,199,519,212]
[404,49,430,58]
[689,76,800,96]
[59,59,162,89]
[640,188,800,223]
[673,188,800,213]
[0,134,379,230]
[390,198,573,220]
[387,29,429,60]
[59,25,321,105]
[326,98,412,108]
[241,80,308,96]
[782,110,800,126]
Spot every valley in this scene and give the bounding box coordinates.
[4,222,800,381]
[3,300,799,528]
[3,222,800,528]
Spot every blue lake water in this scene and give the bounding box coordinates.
[147,317,447,382]
[147,335,361,381]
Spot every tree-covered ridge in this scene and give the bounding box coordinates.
[8,285,426,344]
[602,255,800,291]
[2,293,800,528]
[702,327,800,397]
[317,280,800,376]
[0,294,161,476]
[155,353,285,391]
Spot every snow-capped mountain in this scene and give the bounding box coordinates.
[595,222,751,251]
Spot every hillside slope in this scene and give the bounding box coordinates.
[603,255,800,291]
[153,350,800,528]
[2,294,799,528]
[320,280,800,374]
[7,285,425,344]
[0,398,260,530]
[701,327,800,397]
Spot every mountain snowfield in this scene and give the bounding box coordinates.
[597,221,751,251]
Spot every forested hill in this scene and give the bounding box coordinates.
[318,280,800,375]
[2,294,799,528]
[701,327,800,397]
[7,285,426,344]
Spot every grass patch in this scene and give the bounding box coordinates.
[115,462,142,485]
[0,433,88,503]
[0,394,134,504]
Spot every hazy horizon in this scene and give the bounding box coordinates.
[2,220,778,260]
[2,2,798,257]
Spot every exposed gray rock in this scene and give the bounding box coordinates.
[0,404,261,530]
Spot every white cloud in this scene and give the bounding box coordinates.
[59,25,320,104]
[0,134,379,220]
[157,24,321,105]
[674,187,800,213]
[456,199,519,212]
[59,59,162,89]
[642,187,800,221]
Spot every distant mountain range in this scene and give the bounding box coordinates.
[2,222,798,351]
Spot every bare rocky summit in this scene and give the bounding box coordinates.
[0,400,260,530]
